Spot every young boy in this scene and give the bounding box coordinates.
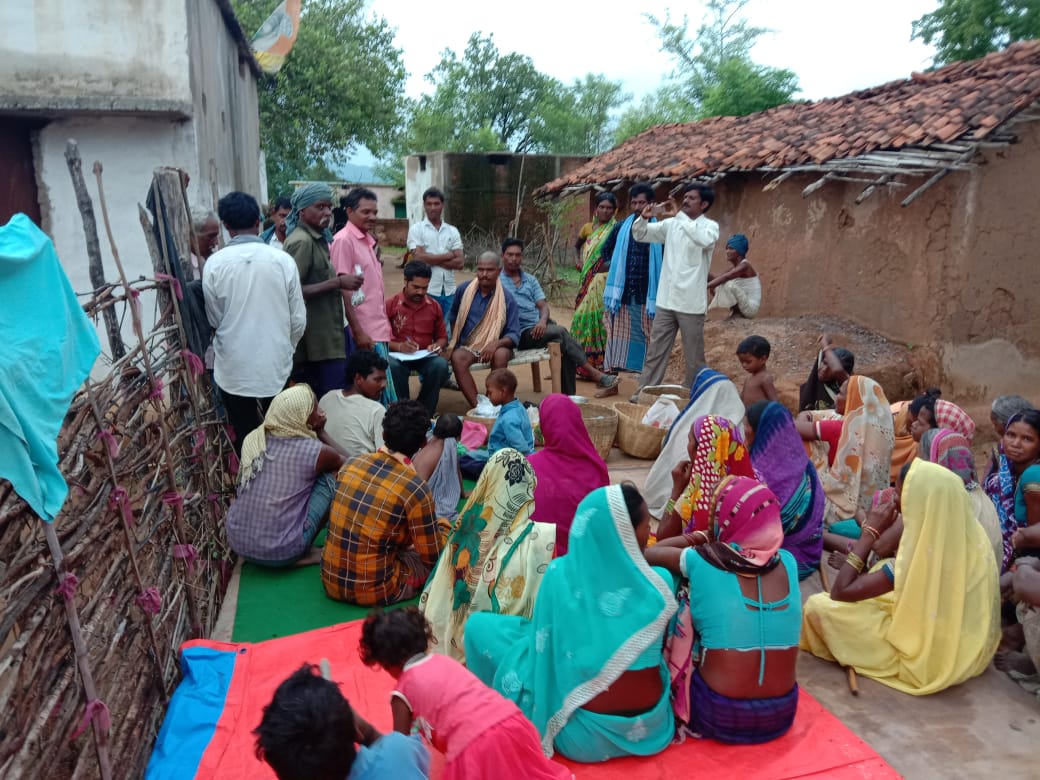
[485,368,535,456]
[459,369,534,479]
[319,350,388,458]
[736,335,778,408]
[253,663,429,780]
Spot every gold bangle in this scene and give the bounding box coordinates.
[845,552,865,573]
[862,525,880,541]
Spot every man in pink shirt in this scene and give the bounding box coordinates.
[331,187,397,402]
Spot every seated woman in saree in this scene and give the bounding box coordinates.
[798,334,854,412]
[527,394,609,556]
[984,409,1040,572]
[571,193,618,383]
[464,484,677,763]
[919,428,1003,569]
[906,388,976,443]
[986,394,1034,480]
[226,385,345,567]
[745,401,825,580]
[419,448,555,662]
[802,460,1000,695]
[644,367,746,518]
[646,476,801,744]
[795,376,895,550]
[657,414,753,540]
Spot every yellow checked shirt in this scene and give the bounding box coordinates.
[321,451,441,605]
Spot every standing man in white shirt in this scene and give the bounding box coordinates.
[203,191,307,452]
[406,187,464,331]
[630,184,719,398]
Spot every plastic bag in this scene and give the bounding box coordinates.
[641,397,680,429]
[473,394,500,418]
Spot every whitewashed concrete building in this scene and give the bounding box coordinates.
[0,0,262,297]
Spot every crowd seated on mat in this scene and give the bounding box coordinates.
[195,182,1035,764]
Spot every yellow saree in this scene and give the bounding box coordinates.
[801,460,1000,695]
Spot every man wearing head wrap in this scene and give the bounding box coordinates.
[707,233,762,319]
[283,183,362,398]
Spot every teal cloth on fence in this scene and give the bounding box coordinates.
[0,214,100,521]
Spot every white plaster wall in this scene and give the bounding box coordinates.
[0,0,191,112]
[36,117,202,356]
[404,154,437,224]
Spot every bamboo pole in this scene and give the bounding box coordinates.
[64,141,126,360]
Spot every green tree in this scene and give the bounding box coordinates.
[615,0,799,143]
[530,74,633,155]
[912,0,1040,65]
[232,0,407,196]
[377,34,629,183]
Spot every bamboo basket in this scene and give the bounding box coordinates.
[637,384,690,407]
[579,403,618,460]
[614,402,669,459]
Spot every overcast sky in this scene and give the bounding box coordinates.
[376,0,937,100]
[353,0,939,163]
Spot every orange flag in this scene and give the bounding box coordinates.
[250,0,302,75]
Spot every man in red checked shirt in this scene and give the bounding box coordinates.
[386,261,450,415]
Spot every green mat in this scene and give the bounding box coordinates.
[231,479,477,642]
[231,562,418,642]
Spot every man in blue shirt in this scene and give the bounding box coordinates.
[500,238,620,397]
[447,251,521,407]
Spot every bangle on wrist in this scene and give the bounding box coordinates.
[862,525,880,541]
[664,498,676,515]
[845,552,865,573]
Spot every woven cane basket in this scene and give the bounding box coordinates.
[579,403,618,460]
[613,402,668,459]
[636,384,690,407]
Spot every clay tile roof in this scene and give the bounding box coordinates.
[537,40,1040,198]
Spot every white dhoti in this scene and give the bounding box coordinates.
[708,276,762,318]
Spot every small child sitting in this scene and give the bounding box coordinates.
[253,663,429,780]
[460,368,534,479]
[412,413,466,524]
[359,608,571,779]
[485,368,534,456]
[737,335,778,408]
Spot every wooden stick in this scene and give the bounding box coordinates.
[64,141,126,360]
[44,522,114,780]
[845,665,860,696]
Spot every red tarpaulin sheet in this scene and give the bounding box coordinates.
[147,620,899,779]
